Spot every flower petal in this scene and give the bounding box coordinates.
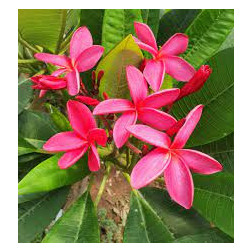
[126,65,148,104]
[141,88,180,108]
[34,53,71,68]
[43,132,86,152]
[175,149,223,174]
[39,90,47,98]
[113,111,137,148]
[66,68,80,96]
[131,148,171,189]
[88,128,107,147]
[88,144,100,171]
[76,45,104,72]
[171,105,203,149]
[58,145,88,169]
[159,33,189,57]
[127,124,170,149]
[93,99,135,115]
[143,59,165,91]
[133,36,158,56]
[138,107,177,131]
[38,76,67,89]
[164,55,196,82]
[134,22,158,51]
[51,68,67,77]
[76,96,100,106]
[164,154,194,209]
[70,26,93,61]
[67,100,97,138]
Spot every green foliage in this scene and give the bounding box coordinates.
[18,187,69,243]
[18,78,33,114]
[18,154,90,195]
[141,9,160,38]
[193,173,234,238]
[102,9,143,54]
[172,48,234,147]
[42,191,100,243]
[97,35,143,99]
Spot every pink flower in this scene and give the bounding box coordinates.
[93,65,180,148]
[134,22,196,91]
[127,105,222,209]
[43,100,107,171]
[34,27,104,96]
[76,95,100,106]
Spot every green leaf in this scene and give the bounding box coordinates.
[172,48,234,147]
[102,9,143,54]
[183,9,234,68]
[124,190,174,243]
[18,136,36,156]
[194,133,234,173]
[44,103,71,132]
[80,9,104,45]
[141,9,160,37]
[158,9,200,45]
[64,9,80,35]
[218,28,234,52]
[193,173,234,238]
[18,187,69,243]
[97,35,143,99]
[18,192,47,204]
[173,229,233,243]
[18,78,33,114]
[42,191,100,243]
[18,154,90,195]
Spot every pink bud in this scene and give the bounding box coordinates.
[139,59,148,72]
[141,144,149,156]
[103,92,109,100]
[76,96,100,106]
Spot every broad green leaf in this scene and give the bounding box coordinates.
[80,9,104,45]
[195,133,234,173]
[183,9,234,68]
[18,191,47,204]
[172,48,234,147]
[158,9,200,45]
[42,191,100,243]
[64,9,80,34]
[18,187,68,243]
[18,136,36,156]
[193,173,234,238]
[102,9,143,54]
[97,35,143,99]
[218,28,234,52]
[18,154,90,195]
[141,9,160,37]
[19,109,58,148]
[18,78,33,114]
[124,190,174,242]
[44,103,71,132]
[173,229,233,243]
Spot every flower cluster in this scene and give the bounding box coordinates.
[32,22,222,209]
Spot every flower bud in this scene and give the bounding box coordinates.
[103,92,109,100]
[178,65,212,100]
[141,144,149,156]
[76,95,100,106]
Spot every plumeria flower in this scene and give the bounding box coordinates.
[134,22,196,91]
[43,100,107,171]
[93,65,180,148]
[34,26,104,96]
[30,69,67,98]
[76,95,100,106]
[127,105,222,209]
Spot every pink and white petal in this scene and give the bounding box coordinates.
[127,124,170,149]
[34,53,71,68]
[133,36,158,56]
[67,100,97,138]
[126,65,148,104]
[138,107,177,131]
[88,144,100,171]
[88,128,107,147]
[143,59,165,91]
[164,56,196,82]
[51,68,67,77]
[66,69,80,96]
[113,111,137,148]
[70,26,93,61]
[58,145,88,169]
[39,90,47,98]
[134,22,158,51]
[141,88,180,109]
[164,154,194,209]
[175,149,223,174]
[171,105,203,149]
[131,148,171,189]
[93,99,135,115]
[159,33,189,57]
[76,45,104,72]
[43,131,86,152]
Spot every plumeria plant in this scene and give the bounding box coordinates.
[18,9,234,243]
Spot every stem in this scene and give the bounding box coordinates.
[126,141,142,154]
[87,174,94,192]
[18,59,39,64]
[94,163,111,208]
[122,172,138,195]
[18,35,40,54]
